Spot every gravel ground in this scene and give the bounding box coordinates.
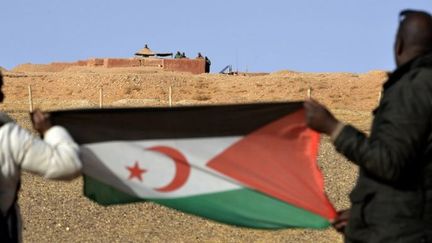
[18,137,355,242]
[1,67,384,242]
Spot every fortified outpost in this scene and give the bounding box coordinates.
[22,45,209,74]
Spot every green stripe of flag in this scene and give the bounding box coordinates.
[84,176,330,229]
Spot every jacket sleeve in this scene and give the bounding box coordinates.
[6,124,82,179]
[333,70,432,182]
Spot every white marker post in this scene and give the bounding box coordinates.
[378,90,382,104]
[307,87,312,99]
[28,85,33,112]
[99,87,103,108]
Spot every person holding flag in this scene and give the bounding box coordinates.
[305,9,432,243]
[0,72,82,242]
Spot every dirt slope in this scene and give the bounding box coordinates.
[2,66,387,242]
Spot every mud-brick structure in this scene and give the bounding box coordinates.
[85,45,207,74]
[86,57,206,74]
[28,57,206,74]
[15,45,208,74]
[15,58,206,74]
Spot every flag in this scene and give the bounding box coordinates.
[51,102,336,229]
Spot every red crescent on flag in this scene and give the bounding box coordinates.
[147,146,191,192]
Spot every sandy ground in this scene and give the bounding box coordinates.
[1,66,387,242]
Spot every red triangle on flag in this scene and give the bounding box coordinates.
[207,108,336,220]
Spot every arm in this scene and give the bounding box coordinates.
[305,71,432,182]
[27,126,81,179]
[5,110,81,179]
[334,85,431,182]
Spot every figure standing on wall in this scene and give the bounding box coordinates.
[181,52,187,58]
[196,52,204,59]
[205,56,211,73]
[174,51,182,59]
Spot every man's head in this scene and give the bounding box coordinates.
[395,10,432,67]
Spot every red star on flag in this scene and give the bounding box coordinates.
[126,161,146,181]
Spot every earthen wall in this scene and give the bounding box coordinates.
[163,59,206,74]
[13,57,207,74]
[87,58,104,67]
[139,58,164,67]
[103,58,141,68]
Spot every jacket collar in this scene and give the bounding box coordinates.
[384,52,432,90]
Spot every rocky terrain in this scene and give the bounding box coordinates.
[1,65,387,242]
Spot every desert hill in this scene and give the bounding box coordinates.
[2,65,387,242]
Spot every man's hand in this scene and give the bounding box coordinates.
[331,209,350,234]
[304,99,340,135]
[31,109,52,136]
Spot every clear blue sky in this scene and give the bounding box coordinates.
[1,1,431,73]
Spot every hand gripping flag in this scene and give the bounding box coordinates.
[51,102,336,229]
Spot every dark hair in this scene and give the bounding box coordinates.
[399,9,432,22]
[397,9,432,53]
